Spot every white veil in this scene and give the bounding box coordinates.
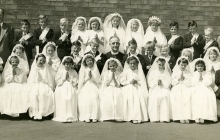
[181,48,194,62]
[88,17,103,30]
[100,58,123,88]
[203,47,220,62]
[78,54,100,89]
[71,16,87,35]
[28,53,55,90]
[103,13,126,53]
[172,56,191,74]
[126,18,144,51]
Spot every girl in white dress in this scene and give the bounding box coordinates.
[42,42,61,78]
[104,13,126,53]
[191,58,217,123]
[170,57,192,123]
[120,56,148,123]
[78,54,100,123]
[143,16,167,56]
[27,53,55,120]
[126,19,144,54]
[71,17,88,56]
[147,56,171,122]
[53,56,78,123]
[86,17,104,53]
[203,47,220,92]
[0,56,28,117]
[99,58,123,121]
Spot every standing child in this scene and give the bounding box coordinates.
[78,54,100,123]
[0,56,28,117]
[147,57,171,122]
[53,56,78,123]
[170,57,192,123]
[87,17,104,53]
[70,40,82,73]
[160,46,176,70]
[191,59,217,123]
[99,58,123,121]
[13,19,34,64]
[202,27,219,58]
[71,17,88,57]
[42,42,61,77]
[33,15,54,53]
[27,54,55,120]
[183,21,205,59]
[104,13,126,53]
[52,18,71,60]
[120,56,148,123]
[166,21,183,59]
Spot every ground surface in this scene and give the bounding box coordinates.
[0,118,219,140]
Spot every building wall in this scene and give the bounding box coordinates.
[1,0,220,36]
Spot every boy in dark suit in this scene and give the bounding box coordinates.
[183,21,205,59]
[70,40,82,73]
[52,18,71,60]
[32,15,54,53]
[143,41,157,75]
[106,35,124,64]
[160,46,176,70]
[84,38,106,73]
[13,19,34,64]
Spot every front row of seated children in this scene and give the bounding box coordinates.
[0,47,219,124]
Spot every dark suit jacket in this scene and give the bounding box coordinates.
[122,53,146,75]
[183,33,205,59]
[106,51,124,64]
[215,70,220,87]
[52,29,71,60]
[13,29,34,60]
[85,51,107,73]
[143,54,157,75]
[201,40,219,58]
[168,55,176,71]
[70,54,82,73]
[32,27,54,53]
[0,22,14,64]
[166,35,183,59]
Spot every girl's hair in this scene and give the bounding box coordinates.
[112,15,121,21]
[36,54,46,61]
[13,45,25,53]
[169,21,179,29]
[178,58,189,65]
[194,60,206,71]
[128,38,137,46]
[46,44,56,51]
[182,50,193,61]
[9,56,19,64]
[21,19,30,27]
[209,49,219,57]
[108,60,118,69]
[188,20,197,27]
[82,55,95,67]
[63,57,74,65]
[148,19,160,26]
[126,56,139,64]
[157,58,166,63]
[90,18,100,30]
[72,40,81,47]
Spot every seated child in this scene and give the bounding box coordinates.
[33,15,54,53]
[85,38,107,73]
[13,19,34,64]
[0,56,28,117]
[53,56,78,123]
[148,57,171,122]
[70,40,82,73]
[120,56,148,123]
[78,54,100,123]
[166,21,183,59]
[183,21,205,59]
[99,58,123,121]
[143,41,157,75]
[52,18,71,60]
[27,53,55,120]
[191,59,217,123]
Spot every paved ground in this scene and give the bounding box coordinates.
[0,117,219,140]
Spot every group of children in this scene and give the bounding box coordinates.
[0,13,219,124]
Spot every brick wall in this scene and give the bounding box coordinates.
[1,0,220,37]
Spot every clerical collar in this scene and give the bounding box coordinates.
[111,51,119,55]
